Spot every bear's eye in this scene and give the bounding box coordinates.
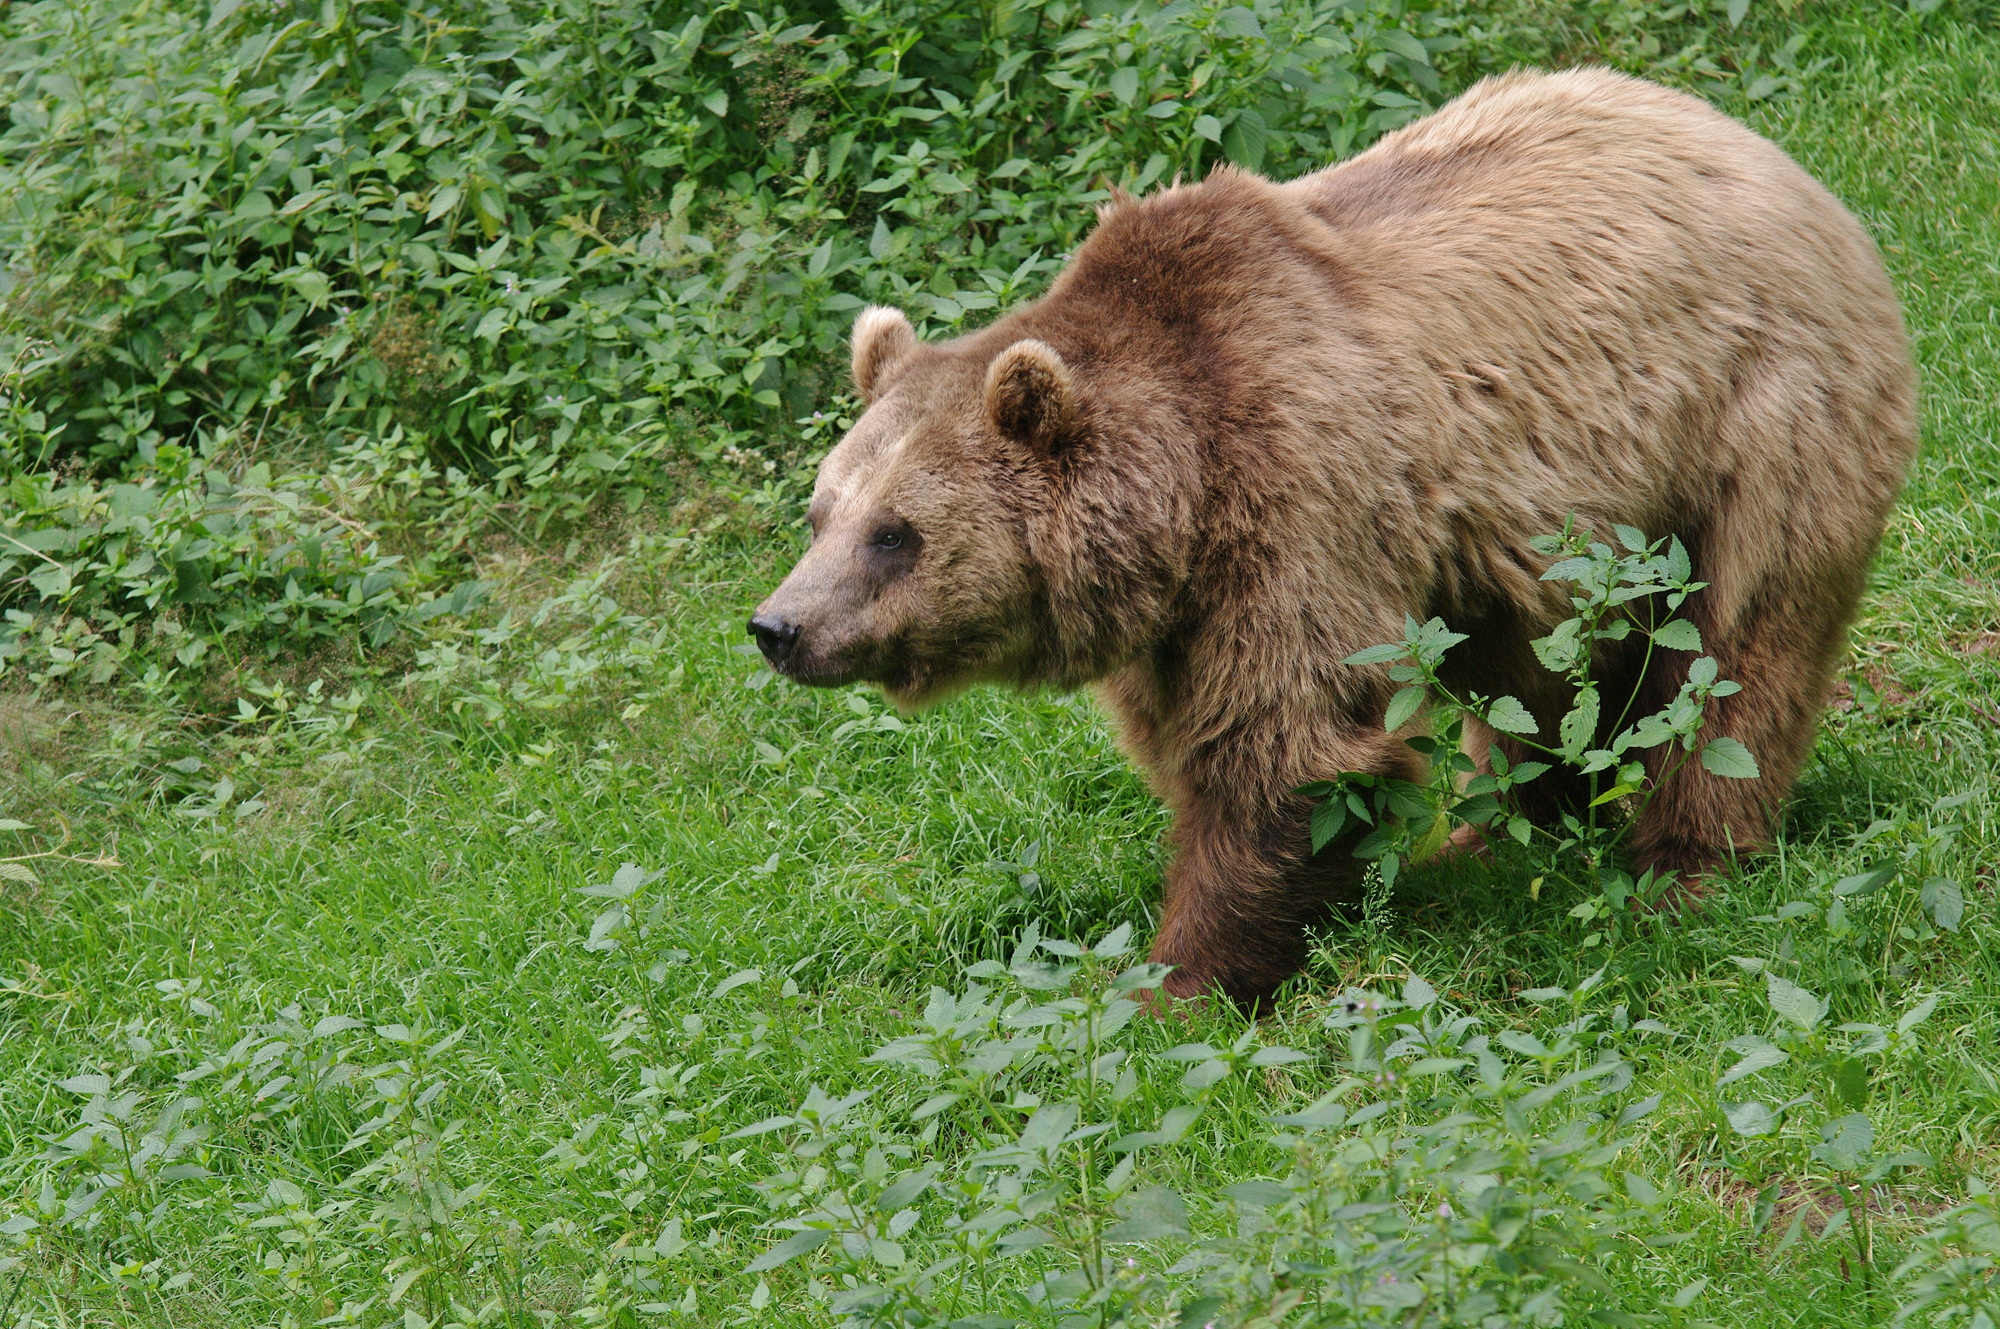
[866,519,918,560]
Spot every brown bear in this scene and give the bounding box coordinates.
[749,67,1918,1006]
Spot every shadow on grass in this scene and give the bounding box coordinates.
[1784,732,1942,848]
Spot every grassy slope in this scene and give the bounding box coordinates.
[1,8,1997,1327]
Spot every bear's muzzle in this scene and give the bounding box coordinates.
[747,611,800,669]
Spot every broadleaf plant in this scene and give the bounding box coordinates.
[1304,520,1758,937]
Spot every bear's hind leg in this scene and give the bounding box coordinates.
[1621,580,1859,884]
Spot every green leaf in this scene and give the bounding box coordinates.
[1248,1045,1311,1067]
[1531,619,1582,672]
[1833,1056,1869,1109]
[1717,1043,1788,1085]
[1541,555,1597,583]
[1382,780,1432,820]
[876,1169,934,1211]
[1897,991,1941,1035]
[745,1228,829,1273]
[1651,619,1703,651]
[1218,7,1264,37]
[1723,1100,1776,1137]
[1699,738,1760,779]
[1920,878,1963,932]
[1833,865,1895,897]
[1383,686,1425,733]
[996,1227,1052,1256]
[1223,1180,1291,1209]
[1309,797,1347,853]
[1377,29,1431,63]
[728,1114,796,1139]
[1484,695,1538,735]
[311,1015,365,1039]
[1727,0,1752,27]
[1665,536,1692,582]
[1811,1113,1873,1171]
[1105,1185,1188,1243]
[1108,66,1140,106]
[1343,642,1406,665]
[1765,973,1826,1031]
[1220,109,1268,171]
[710,968,762,999]
[1588,782,1641,808]
[1109,1103,1202,1152]
[1559,686,1600,759]
[1193,114,1223,143]
[701,90,729,118]
[911,1093,958,1121]
[1496,1030,1552,1059]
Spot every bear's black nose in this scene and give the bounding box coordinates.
[748,612,800,669]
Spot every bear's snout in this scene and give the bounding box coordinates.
[746,588,873,687]
[747,612,800,669]
[753,532,913,687]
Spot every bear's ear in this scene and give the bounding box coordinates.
[851,306,917,402]
[984,339,1077,456]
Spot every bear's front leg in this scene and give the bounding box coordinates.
[1147,722,1414,1008]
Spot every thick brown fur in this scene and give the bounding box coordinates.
[752,69,1919,1007]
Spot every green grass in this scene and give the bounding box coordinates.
[3,7,1999,1327]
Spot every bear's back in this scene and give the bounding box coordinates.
[1251,68,1913,518]
[1280,68,1900,340]
[1287,67,1814,241]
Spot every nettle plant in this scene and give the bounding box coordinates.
[1304,522,1759,939]
[567,866,1693,1327]
[7,998,533,1326]
[0,0,1482,480]
[1702,797,1983,1311]
[0,438,425,688]
[715,937,1700,1329]
[1710,966,1942,1303]
[1772,794,1976,984]
[554,838,1997,1328]
[1181,976,1690,1329]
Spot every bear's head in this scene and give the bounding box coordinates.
[749,303,1183,709]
